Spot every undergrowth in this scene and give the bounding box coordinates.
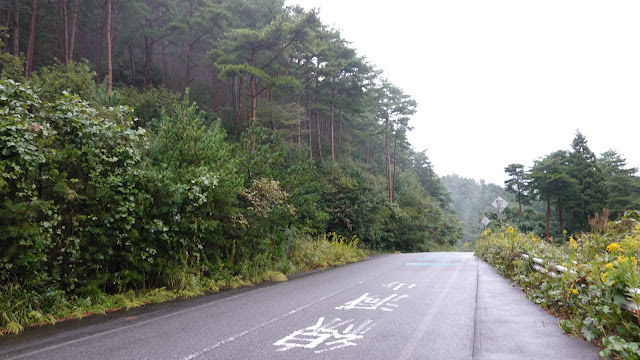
[474,211,640,359]
[0,231,366,336]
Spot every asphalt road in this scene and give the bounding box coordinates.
[0,253,600,360]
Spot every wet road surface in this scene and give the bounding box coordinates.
[0,253,600,360]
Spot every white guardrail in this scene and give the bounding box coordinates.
[521,254,640,314]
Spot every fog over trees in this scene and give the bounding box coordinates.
[0,0,462,321]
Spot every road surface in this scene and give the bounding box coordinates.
[0,252,599,360]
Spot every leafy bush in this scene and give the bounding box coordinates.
[119,86,179,129]
[0,27,24,81]
[30,60,96,102]
[475,212,640,359]
[1,79,146,291]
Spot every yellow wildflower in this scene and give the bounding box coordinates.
[617,255,628,263]
[601,272,608,284]
[609,281,616,287]
[570,284,579,295]
[632,257,638,265]
[606,242,621,253]
[568,237,578,250]
[604,263,614,270]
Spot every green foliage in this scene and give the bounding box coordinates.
[599,150,640,217]
[30,60,96,102]
[0,27,24,81]
[118,86,179,129]
[1,78,146,293]
[475,213,640,359]
[283,230,366,272]
[280,152,328,234]
[568,131,608,230]
[0,0,465,335]
[502,132,639,240]
[320,160,389,248]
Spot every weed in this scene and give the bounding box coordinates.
[476,211,640,359]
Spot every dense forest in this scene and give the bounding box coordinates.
[0,0,462,329]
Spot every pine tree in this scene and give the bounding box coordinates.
[567,131,608,230]
[504,163,528,217]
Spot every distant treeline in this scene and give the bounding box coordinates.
[502,132,640,240]
[444,132,640,243]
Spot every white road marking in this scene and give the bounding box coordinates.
[336,293,409,312]
[274,317,375,353]
[383,282,417,291]
[179,274,390,359]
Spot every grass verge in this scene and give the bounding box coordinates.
[474,212,640,359]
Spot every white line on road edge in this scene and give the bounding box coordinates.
[4,283,286,360]
[3,257,405,360]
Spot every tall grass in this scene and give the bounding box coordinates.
[1,231,366,335]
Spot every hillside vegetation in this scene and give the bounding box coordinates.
[0,1,460,334]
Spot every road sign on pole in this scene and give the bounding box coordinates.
[481,217,490,230]
[492,196,508,227]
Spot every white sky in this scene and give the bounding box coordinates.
[285,0,640,185]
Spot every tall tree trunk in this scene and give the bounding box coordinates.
[249,73,256,120]
[392,133,397,199]
[296,59,301,149]
[545,195,551,241]
[330,85,335,160]
[224,79,230,108]
[160,40,167,87]
[213,65,221,116]
[68,0,78,62]
[557,204,563,234]
[142,37,153,90]
[47,21,53,59]
[315,71,322,159]
[306,70,312,160]
[96,24,102,83]
[385,116,392,203]
[249,51,256,120]
[518,190,523,217]
[185,42,192,89]
[62,0,69,64]
[128,43,135,84]
[24,0,37,78]
[77,18,85,59]
[105,0,112,92]
[12,0,18,56]
[338,107,343,149]
[235,76,244,139]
